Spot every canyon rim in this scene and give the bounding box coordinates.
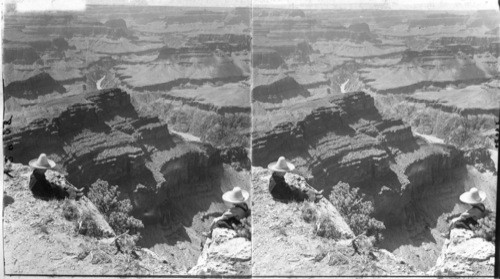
[2,0,499,277]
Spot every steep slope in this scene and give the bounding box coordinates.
[3,163,177,275]
[251,167,418,276]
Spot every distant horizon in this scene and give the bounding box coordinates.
[5,0,499,12]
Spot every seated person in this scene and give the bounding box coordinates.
[29,153,83,200]
[204,187,250,238]
[268,156,322,203]
[443,187,488,237]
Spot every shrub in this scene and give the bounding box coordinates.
[314,214,342,240]
[88,179,144,235]
[474,212,496,242]
[301,202,318,223]
[78,212,103,237]
[329,181,385,241]
[62,199,80,221]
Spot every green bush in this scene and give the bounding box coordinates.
[474,212,496,242]
[329,182,385,241]
[314,214,342,240]
[88,179,144,235]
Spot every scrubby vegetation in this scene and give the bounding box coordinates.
[88,179,144,235]
[300,202,317,223]
[301,202,342,240]
[329,181,385,241]
[314,214,342,240]
[474,212,496,242]
[78,212,103,237]
[62,199,80,221]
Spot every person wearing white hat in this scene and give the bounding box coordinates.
[268,156,323,203]
[203,186,250,238]
[443,187,488,237]
[29,153,83,200]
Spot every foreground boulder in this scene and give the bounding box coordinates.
[188,228,251,275]
[427,229,495,276]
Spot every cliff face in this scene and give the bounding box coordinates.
[252,76,310,103]
[252,91,464,225]
[428,229,495,276]
[4,88,222,212]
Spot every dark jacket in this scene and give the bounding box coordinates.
[29,171,68,199]
[269,173,309,202]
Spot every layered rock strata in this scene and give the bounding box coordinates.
[4,88,222,212]
[252,91,464,224]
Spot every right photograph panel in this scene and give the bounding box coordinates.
[251,2,499,276]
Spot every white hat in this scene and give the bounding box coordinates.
[268,156,295,172]
[222,187,249,204]
[29,153,56,169]
[459,187,486,204]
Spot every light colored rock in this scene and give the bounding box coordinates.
[428,229,495,276]
[188,228,251,275]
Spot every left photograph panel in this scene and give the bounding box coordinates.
[2,1,252,276]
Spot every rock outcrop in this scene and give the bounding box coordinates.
[464,148,497,174]
[4,88,223,212]
[348,22,370,33]
[252,91,464,225]
[252,76,310,103]
[188,228,251,275]
[427,229,495,276]
[4,72,66,100]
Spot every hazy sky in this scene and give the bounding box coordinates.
[7,0,499,11]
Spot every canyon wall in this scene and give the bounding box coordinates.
[4,88,226,212]
[252,91,465,225]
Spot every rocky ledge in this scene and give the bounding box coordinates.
[188,228,251,275]
[428,229,495,276]
[3,163,177,275]
[251,166,417,276]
